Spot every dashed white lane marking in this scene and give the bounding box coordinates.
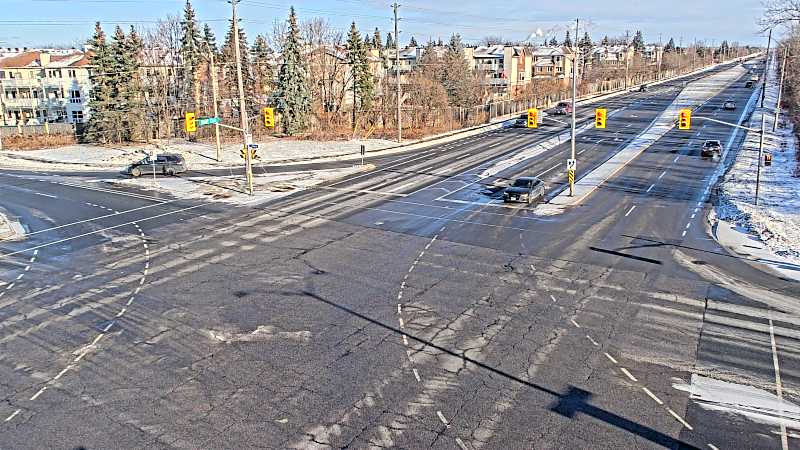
[620,367,638,382]
[15,274,23,280]
[642,387,664,405]
[674,155,680,163]
[6,283,15,291]
[604,352,619,364]
[436,410,451,428]
[402,334,409,346]
[570,319,581,328]
[586,335,600,347]
[624,205,637,217]
[645,184,655,193]
[33,192,57,199]
[29,386,47,401]
[658,170,667,179]
[455,437,469,450]
[4,409,21,422]
[685,223,691,229]
[690,213,696,219]
[667,408,694,430]
[550,294,557,302]
[24,265,30,272]
[682,231,687,238]
[412,368,421,382]
[708,445,720,450]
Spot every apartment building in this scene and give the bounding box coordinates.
[0,50,92,126]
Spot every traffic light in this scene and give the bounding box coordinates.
[185,112,197,133]
[595,108,607,129]
[263,107,275,128]
[240,147,248,160]
[678,109,691,130]
[251,148,258,159]
[527,108,538,128]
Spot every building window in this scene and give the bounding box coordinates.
[71,110,84,123]
[68,69,77,78]
[0,71,4,79]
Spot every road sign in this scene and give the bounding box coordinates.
[527,108,538,128]
[185,112,197,132]
[595,108,607,129]
[679,109,691,130]
[567,158,576,171]
[197,117,221,126]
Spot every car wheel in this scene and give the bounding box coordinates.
[130,167,141,177]
[167,169,175,176]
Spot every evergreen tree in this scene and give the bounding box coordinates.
[86,22,114,143]
[437,37,444,46]
[347,22,374,128]
[251,34,273,96]
[274,7,311,135]
[221,16,256,113]
[549,36,558,46]
[125,26,144,141]
[180,0,202,109]
[632,30,645,53]
[579,32,593,54]
[664,37,676,53]
[364,33,372,49]
[441,33,478,107]
[563,30,572,47]
[373,28,382,49]
[203,24,217,55]
[601,35,610,46]
[386,32,394,49]
[409,36,418,47]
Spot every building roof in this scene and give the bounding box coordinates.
[473,45,505,58]
[532,46,572,57]
[0,50,89,69]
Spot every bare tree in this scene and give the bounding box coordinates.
[762,0,800,29]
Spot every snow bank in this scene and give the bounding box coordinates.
[717,57,800,263]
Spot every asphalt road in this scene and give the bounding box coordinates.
[2,59,798,449]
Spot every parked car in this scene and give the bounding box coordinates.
[745,81,754,88]
[701,140,722,158]
[503,176,545,204]
[723,100,736,110]
[551,101,572,115]
[125,153,187,177]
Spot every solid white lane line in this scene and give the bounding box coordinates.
[769,318,789,450]
[34,192,58,199]
[537,163,561,178]
[624,205,637,217]
[642,387,664,405]
[620,367,638,382]
[29,386,47,401]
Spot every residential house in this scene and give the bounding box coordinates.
[0,50,92,126]
[641,45,664,65]
[589,45,634,67]
[464,45,533,98]
[532,46,578,84]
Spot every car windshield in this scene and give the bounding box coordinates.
[513,179,532,188]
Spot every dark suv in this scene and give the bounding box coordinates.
[125,153,187,177]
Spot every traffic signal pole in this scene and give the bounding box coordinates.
[231,0,254,195]
[569,18,579,196]
[209,50,223,162]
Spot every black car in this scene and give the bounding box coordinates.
[701,140,722,158]
[639,84,649,92]
[745,81,754,88]
[125,153,187,177]
[503,176,545,204]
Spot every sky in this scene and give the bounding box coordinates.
[0,0,769,49]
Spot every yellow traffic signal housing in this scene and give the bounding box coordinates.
[678,109,691,130]
[240,147,248,160]
[263,107,275,128]
[527,108,538,128]
[185,112,197,133]
[595,108,607,129]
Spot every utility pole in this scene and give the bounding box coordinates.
[569,18,579,197]
[756,114,766,206]
[658,33,663,80]
[393,2,401,143]
[761,28,772,109]
[209,50,223,162]
[230,0,253,195]
[774,46,788,132]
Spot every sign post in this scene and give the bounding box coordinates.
[567,158,576,196]
[360,144,366,166]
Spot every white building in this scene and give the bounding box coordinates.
[0,50,92,126]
